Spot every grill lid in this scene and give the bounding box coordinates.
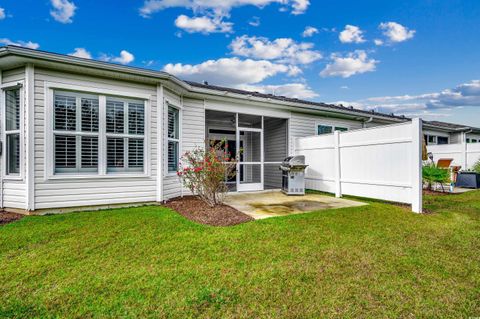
[280,155,308,170]
[282,155,306,166]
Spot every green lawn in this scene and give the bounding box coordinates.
[1,192,479,318]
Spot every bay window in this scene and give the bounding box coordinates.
[167,105,180,173]
[52,90,146,176]
[5,88,21,175]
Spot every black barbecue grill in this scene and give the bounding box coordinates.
[280,155,308,195]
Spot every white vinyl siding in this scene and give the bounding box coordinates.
[33,68,157,209]
[289,112,363,155]
[163,95,205,200]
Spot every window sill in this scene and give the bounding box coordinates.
[3,176,24,181]
[47,173,151,180]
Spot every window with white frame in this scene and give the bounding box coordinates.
[5,88,21,175]
[317,124,348,135]
[167,105,180,173]
[106,98,145,173]
[53,91,99,174]
[52,90,146,175]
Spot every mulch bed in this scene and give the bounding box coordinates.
[0,212,24,226]
[164,196,254,226]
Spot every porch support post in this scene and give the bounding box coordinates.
[25,64,35,211]
[334,130,341,198]
[411,118,423,213]
[156,83,164,202]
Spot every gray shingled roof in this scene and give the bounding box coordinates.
[187,81,410,121]
[423,120,480,132]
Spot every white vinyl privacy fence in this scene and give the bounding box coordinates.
[428,142,480,170]
[295,119,423,213]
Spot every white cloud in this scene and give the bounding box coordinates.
[331,80,480,117]
[174,14,233,34]
[68,48,92,59]
[291,0,309,15]
[0,38,40,49]
[101,50,135,65]
[248,16,260,27]
[139,0,309,18]
[339,25,365,43]
[302,26,318,38]
[230,35,322,65]
[320,50,378,78]
[374,39,384,46]
[163,57,299,86]
[379,22,415,43]
[0,8,6,20]
[50,0,76,24]
[240,83,318,99]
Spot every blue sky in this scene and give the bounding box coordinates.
[1,0,480,126]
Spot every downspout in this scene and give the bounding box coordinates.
[362,117,373,128]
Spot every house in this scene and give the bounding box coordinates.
[0,45,422,213]
[423,120,480,146]
[423,121,480,170]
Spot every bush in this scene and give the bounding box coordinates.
[178,141,237,207]
[473,160,480,174]
[422,164,451,190]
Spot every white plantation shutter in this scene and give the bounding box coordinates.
[106,100,124,133]
[167,106,180,173]
[6,134,20,175]
[128,139,144,170]
[5,88,21,175]
[5,89,20,131]
[107,137,125,171]
[54,94,77,131]
[81,136,99,170]
[128,103,144,135]
[55,135,77,171]
[81,98,99,132]
[168,107,179,139]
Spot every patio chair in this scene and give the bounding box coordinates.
[436,158,454,192]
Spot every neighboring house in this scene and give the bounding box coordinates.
[424,121,480,170]
[423,121,480,146]
[0,46,456,213]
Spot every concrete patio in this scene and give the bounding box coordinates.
[225,191,367,219]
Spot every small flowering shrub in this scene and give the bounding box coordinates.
[178,140,237,207]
